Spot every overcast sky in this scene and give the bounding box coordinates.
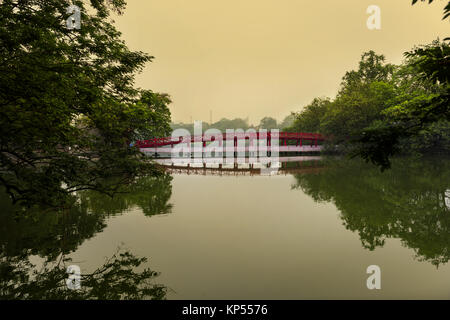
[114,0,449,124]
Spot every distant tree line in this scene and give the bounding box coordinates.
[171,114,296,134]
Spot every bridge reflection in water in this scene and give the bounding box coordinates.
[137,132,324,158]
[156,156,325,176]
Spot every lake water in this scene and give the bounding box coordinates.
[1,157,449,299]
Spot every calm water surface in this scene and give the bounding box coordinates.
[1,157,449,299]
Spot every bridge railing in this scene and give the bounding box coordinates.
[135,132,325,148]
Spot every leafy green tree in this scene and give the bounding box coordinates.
[0,0,171,207]
[339,51,395,93]
[214,117,251,132]
[288,41,448,165]
[258,117,278,130]
[278,113,296,131]
[321,51,395,142]
[354,1,450,169]
[171,117,252,134]
[287,51,396,146]
[287,98,331,133]
[131,91,172,141]
[355,40,449,169]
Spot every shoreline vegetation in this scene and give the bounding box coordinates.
[0,0,448,209]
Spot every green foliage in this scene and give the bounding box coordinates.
[287,98,331,133]
[322,51,396,141]
[339,51,395,92]
[132,91,172,141]
[288,41,449,169]
[278,113,296,131]
[286,0,450,168]
[0,0,171,207]
[258,117,278,130]
[172,114,299,134]
[356,41,450,169]
[0,173,173,299]
[354,1,450,168]
[288,51,397,145]
[171,117,252,134]
[212,117,251,132]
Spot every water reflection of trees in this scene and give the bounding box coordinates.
[80,172,173,217]
[0,173,173,299]
[292,157,450,267]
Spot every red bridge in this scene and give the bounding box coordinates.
[135,132,325,149]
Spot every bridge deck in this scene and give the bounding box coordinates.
[141,145,322,155]
[135,132,325,149]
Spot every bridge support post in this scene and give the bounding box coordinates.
[267,134,271,157]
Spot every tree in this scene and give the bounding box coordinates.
[287,98,331,133]
[258,117,278,130]
[0,0,171,207]
[131,90,172,141]
[171,117,252,134]
[214,118,251,132]
[289,51,395,143]
[355,40,449,169]
[354,1,450,169]
[287,42,448,166]
[278,113,296,131]
[321,80,396,142]
[339,51,394,93]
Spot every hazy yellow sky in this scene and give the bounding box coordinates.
[114,0,449,124]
